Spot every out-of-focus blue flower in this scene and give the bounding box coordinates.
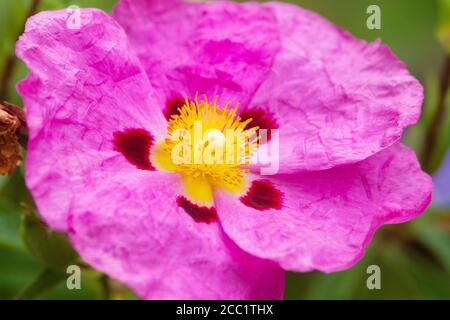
[433,150,450,207]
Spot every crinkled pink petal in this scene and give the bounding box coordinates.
[112,0,280,109]
[68,171,285,299]
[215,143,432,272]
[16,9,167,230]
[248,2,424,172]
[16,9,285,299]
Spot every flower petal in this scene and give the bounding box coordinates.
[249,2,424,172]
[112,0,280,109]
[16,9,167,230]
[215,143,432,272]
[68,171,285,299]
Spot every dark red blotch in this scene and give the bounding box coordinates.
[239,107,279,141]
[164,95,185,121]
[113,128,155,170]
[177,196,218,224]
[240,179,283,211]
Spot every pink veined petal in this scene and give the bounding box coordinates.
[248,2,424,172]
[68,171,285,300]
[215,143,432,272]
[16,9,167,230]
[112,0,280,113]
[16,9,286,299]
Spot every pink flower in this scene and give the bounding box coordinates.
[16,0,432,299]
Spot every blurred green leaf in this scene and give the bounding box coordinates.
[39,0,116,12]
[412,215,450,273]
[44,269,109,300]
[0,242,108,300]
[0,0,32,103]
[71,0,116,11]
[0,176,8,189]
[0,168,32,206]
[0,0,28,75]
[286,228,450,300]
[0,197,23,249]
[15,269,65,300]
[0,243,40,299]
[376,244,450,299]
[437,0,450,52]
[20,209,78,272]
[286,0,444,76]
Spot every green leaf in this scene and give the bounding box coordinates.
[39,0,116,12]
[44,270,105,300]
[412,217,450,273]
[0,0,28,74]
[0,197,23,249]
[0,241,110,300]
[438,0,450,52]
[44,271,136,300]
[70,0,117,12]
[286,226,450,300]
[382,244,450,299]
[20,209,78,272]
[15,269,65,300]
[0,169,33,206]
[0,176,8,189]
[0,0,31,103]
[347,239,450,299]
[0,243,40,299]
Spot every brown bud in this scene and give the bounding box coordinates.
[0,102,26,175]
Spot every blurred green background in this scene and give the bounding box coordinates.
[0,0,449,299]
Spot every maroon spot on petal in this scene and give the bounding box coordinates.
[177,196,218,224]
[164,95,185,121]
[240,107,279,141]
[113,128,155,170]
[240,179,283,211]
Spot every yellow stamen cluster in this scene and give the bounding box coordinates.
[153,94,259,200]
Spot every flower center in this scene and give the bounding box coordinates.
[152,94,259,205]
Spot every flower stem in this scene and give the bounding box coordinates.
[0,0,41,101]
[422,55,450,172]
